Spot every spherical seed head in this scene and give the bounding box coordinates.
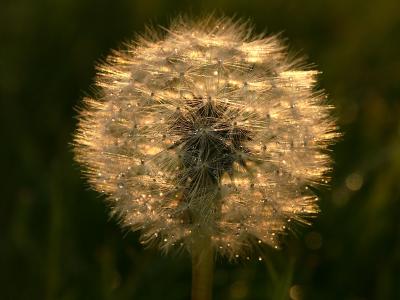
[74,17,339,259]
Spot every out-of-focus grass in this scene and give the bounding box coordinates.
[1,0,399,299]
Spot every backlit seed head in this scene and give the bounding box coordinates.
[74,17,339,259]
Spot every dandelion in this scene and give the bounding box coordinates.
[74,16,339,300]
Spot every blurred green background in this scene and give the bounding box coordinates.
[2,0,400,299]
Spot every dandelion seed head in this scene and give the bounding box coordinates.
[74,17,339,259]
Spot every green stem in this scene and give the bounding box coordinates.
[191,239,214,300]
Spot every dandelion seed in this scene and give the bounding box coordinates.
[74,17,339,261]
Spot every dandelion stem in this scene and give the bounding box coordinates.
[191,237,214,300]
